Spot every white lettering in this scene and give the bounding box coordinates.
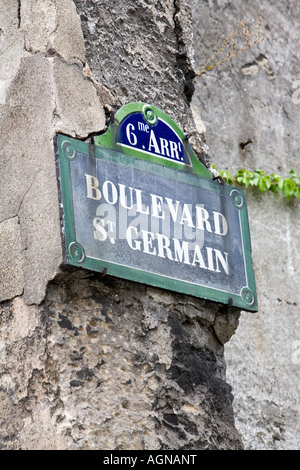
[180,204,194,228]
[126,123,137,145]
[102,180,118,205]
[206,247,215,271]
[148,129,160,153]
[126,226,141,251]
[118,183,134,210]
[135,189,150,215]
[138,121,149,133]
[93,217,107,241]
[141,230,156,255]
[165,197,181,223]
[213,211,228,236]
[196,206,212,233]
[159,137,170,157]
[192,245,207,269]
[150,194,165,219]
[86,178,231,278]
[169,140,180,160]
[146,454,197,465]
[85,174,101,200]
[214,249,229,274]
[173,238,190,265]
[156,233,173,260]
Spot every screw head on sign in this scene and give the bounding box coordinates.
[241,286,256,307]
[142,104,158,126]
[69,242,86,264]
[230,189,245,209]
[62,141,76,160]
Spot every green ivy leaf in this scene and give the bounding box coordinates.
[270,173,281,186]
[251,172,261,187]
[281,179,296,198]
[269,183,280,193]
[217,169,234,185]
[294,186,300,199]
[236,169,253,187]
[258,176,271,194]
[289,170,300,185]
[255,169,266,177]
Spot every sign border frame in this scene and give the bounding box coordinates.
[55,133,258,312]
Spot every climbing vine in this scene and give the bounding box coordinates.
[212,166,300,200]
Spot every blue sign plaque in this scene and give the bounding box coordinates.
[116,108,192,166]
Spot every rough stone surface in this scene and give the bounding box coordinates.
[52,58,106,138]
[0,0,243,450]
[191,0,300,450]
[0,269,242,450]
[73,0,210,165]
[0,0,106,304]
[0,218,23,301]
[21,0,86,63]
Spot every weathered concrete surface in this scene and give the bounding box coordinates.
[0,0,106,304]
[52,58,105,138]
[21,0,86,63]
[191,0,300,449]
[0,218,23,301]
[0,0,243,450]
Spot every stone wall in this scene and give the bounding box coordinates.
[1,270,243,449]
[0,1,242,450]
[191,0,300,450]
[0,0,106,306]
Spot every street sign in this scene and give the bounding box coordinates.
[55,102,258,312]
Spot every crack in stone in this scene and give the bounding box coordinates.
[173,0,196,103]
[0,215,20,225]
[17,0,21,29]
[16,173,38,215]
[0,170,41,226]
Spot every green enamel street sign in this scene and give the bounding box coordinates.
[55,102,258,312]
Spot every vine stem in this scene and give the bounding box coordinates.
[195,17,265,77]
